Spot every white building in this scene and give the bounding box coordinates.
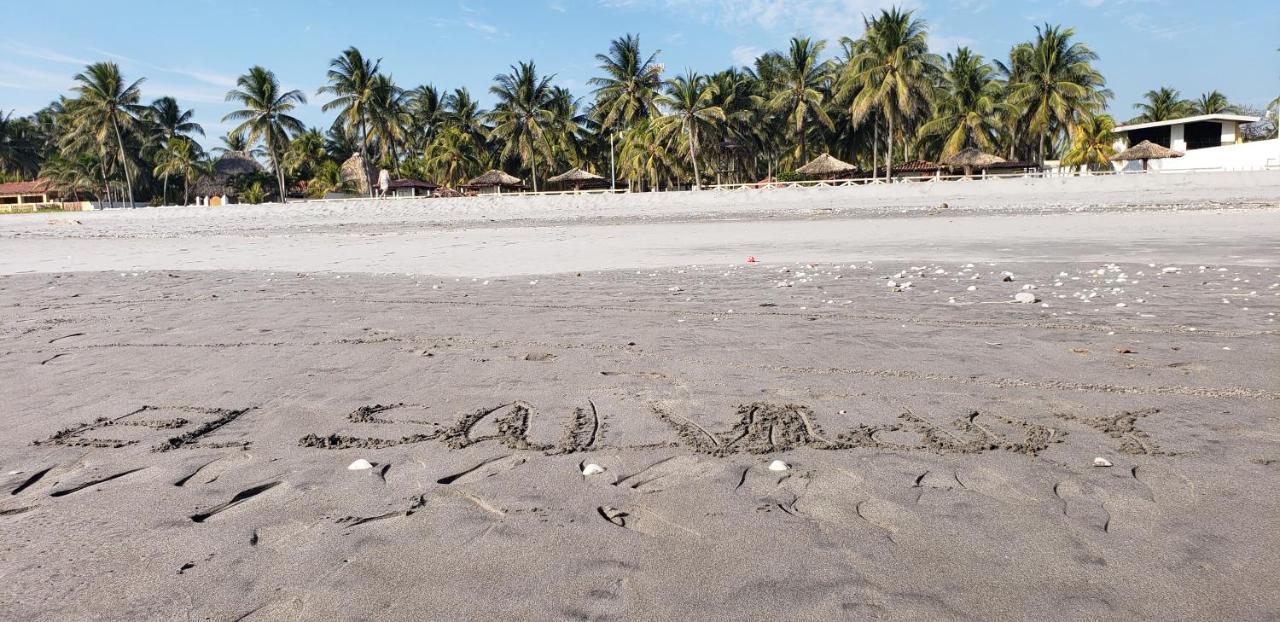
[1112,113,1279,172]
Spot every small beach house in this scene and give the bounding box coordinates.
[0,179,59,212]
[1111,113,1277,172]
[1113,113,1260,152]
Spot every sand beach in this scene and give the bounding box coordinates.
[1,175,1278,620]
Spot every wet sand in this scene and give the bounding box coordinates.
[1,194,1279,620]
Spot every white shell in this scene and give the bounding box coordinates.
[767,460,790,472]
[581,463,606,476]
[347,459,374,471]
[1093,457,1113,468]
[1014,292,1039,304]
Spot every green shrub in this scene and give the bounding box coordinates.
[241,182,266,205]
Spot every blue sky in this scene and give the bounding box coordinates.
[3,0,1277,148]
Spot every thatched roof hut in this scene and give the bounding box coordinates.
[943,148,1006,177]
[193,151,264,198]
[547,167,606,190]
[340,153,374,195]
[1111,140,1183,170]
[795,153,857,178]
[464,170,525,194]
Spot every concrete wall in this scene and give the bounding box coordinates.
[1150,139,1280,172]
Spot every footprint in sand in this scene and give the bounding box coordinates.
[612,455,715,493]
[853,497,925,544]
[1052,480,1111,533]
[952,466,1045,507]
[595,505,699,539]
[436,454,527,486]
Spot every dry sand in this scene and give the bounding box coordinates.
[1,178,1278,620]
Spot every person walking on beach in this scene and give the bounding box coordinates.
[378,168,391,199]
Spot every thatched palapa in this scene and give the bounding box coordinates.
[193,151,264,198]
[1112,140,1183,162]
[467,170,522,186]
[795,153,857,178]
[340,153,374,195]
[548,167,606,190]
[943,148,1006,177]
[547,167,603,184]
[464,170,525,194]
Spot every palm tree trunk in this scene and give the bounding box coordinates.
[360,119,374,197]
[687,121,701,191]
[886,114,895,181]
[270,145,287,204]
[799,117,807,164]
[873,119,879,182]
[183,175,189,206]
[111,115,136,207]
[531,156,538,193]
[162,173,170,205]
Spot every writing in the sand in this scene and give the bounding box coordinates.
[294,402,1169,458]
[32,402,1167,458]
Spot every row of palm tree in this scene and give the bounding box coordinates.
[3,6,1271,202]
[1131,87,1240,123]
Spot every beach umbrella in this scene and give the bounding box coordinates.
[467,170,522,186]
[547,167,604,191]
[795,153,857,179]
[942,148,1006,178]
[1111,140,1184,171]
[466,170,524,194]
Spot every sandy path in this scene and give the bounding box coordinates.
[2,208,1277,277]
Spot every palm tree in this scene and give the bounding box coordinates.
[213,131,249,156]
[152,137,204,205]
[1192,90,1232,115]
[40,154,101,200]
[765,37,834,163]
[841,8,940,179]
[547,86,586,168]
[70,61,145,206]
[366,74,409,171]
[1004,24,1109,162]
[655,70,725,190]
[318,47,381,195]
[425,127,480,188]
[1061,114,1117,172]
[589,34,664,132]
[1133,87,1193,122]
[441,88,489,145]
[283,127,327,179]
[146,97,203,203]
[0,110,41,178]
[405,84,442,152]
[223,66,306,202]
[618,119,678,191]
[488,60,557,192]
[919,47,1007,158]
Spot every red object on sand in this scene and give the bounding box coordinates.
[746,256,758,263]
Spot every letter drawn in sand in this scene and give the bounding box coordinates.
[33,406,256,452]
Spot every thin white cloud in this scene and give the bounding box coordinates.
[170,68,239,88]
[1,42,92,66]
[601,0,916,39]
[731,45,765,66]
[0,61,75,92]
